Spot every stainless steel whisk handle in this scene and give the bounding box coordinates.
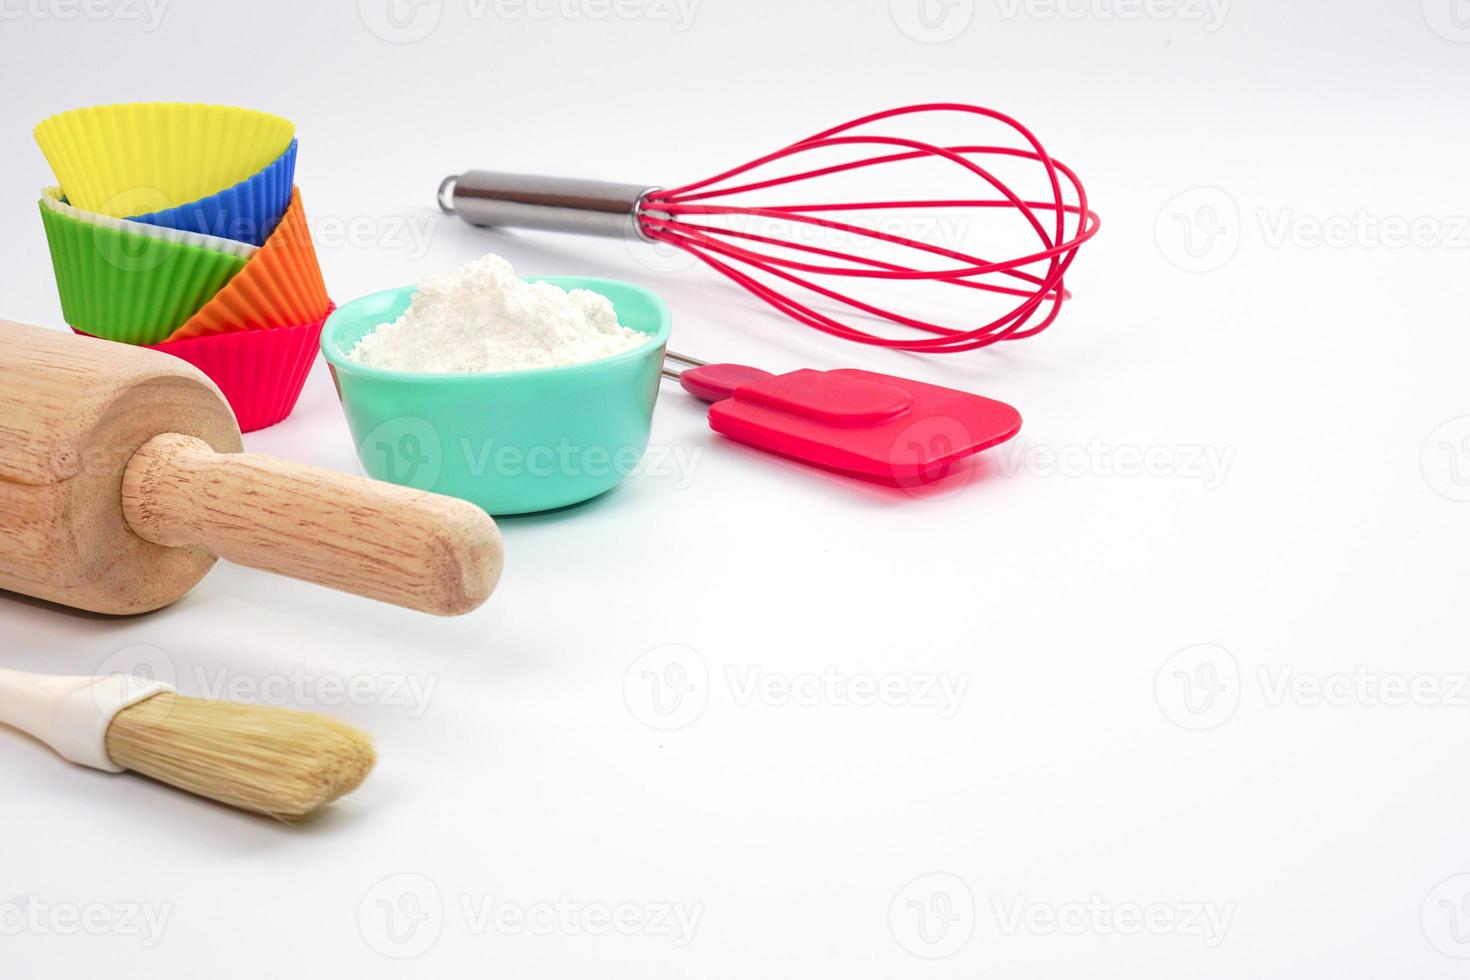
[439,171,661,242]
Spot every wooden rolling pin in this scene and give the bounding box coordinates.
[0,320,503,615]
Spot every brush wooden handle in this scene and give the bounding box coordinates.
[121,433,503,616]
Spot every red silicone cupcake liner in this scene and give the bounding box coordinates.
[75,305,332,432]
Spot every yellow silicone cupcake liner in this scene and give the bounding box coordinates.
[34,102,295,217]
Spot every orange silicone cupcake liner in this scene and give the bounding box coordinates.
[164,187,330,342]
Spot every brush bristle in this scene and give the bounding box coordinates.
[104,693,376,821]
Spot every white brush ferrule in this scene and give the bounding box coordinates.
[0,669,174,773]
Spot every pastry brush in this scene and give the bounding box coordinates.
[0,668,375,821]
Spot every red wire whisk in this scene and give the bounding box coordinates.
[439,103,1098,355]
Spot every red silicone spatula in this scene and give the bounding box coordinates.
[663,352,1022,485]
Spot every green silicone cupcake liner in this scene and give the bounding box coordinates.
[39,198,247,346]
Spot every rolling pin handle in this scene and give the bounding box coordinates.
[121,433,503,616]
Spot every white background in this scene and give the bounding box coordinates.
[2,0,1469,976]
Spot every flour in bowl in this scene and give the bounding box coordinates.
[348,254,648,373]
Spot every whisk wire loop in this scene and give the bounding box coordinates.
[638,103,1098,354]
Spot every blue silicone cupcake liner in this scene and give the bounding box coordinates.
[128,138,297,247]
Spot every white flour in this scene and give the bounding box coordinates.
[348,254,648,373]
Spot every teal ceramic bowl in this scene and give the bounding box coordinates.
[321,278,671,516]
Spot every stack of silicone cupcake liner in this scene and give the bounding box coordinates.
[34,103,332,432]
